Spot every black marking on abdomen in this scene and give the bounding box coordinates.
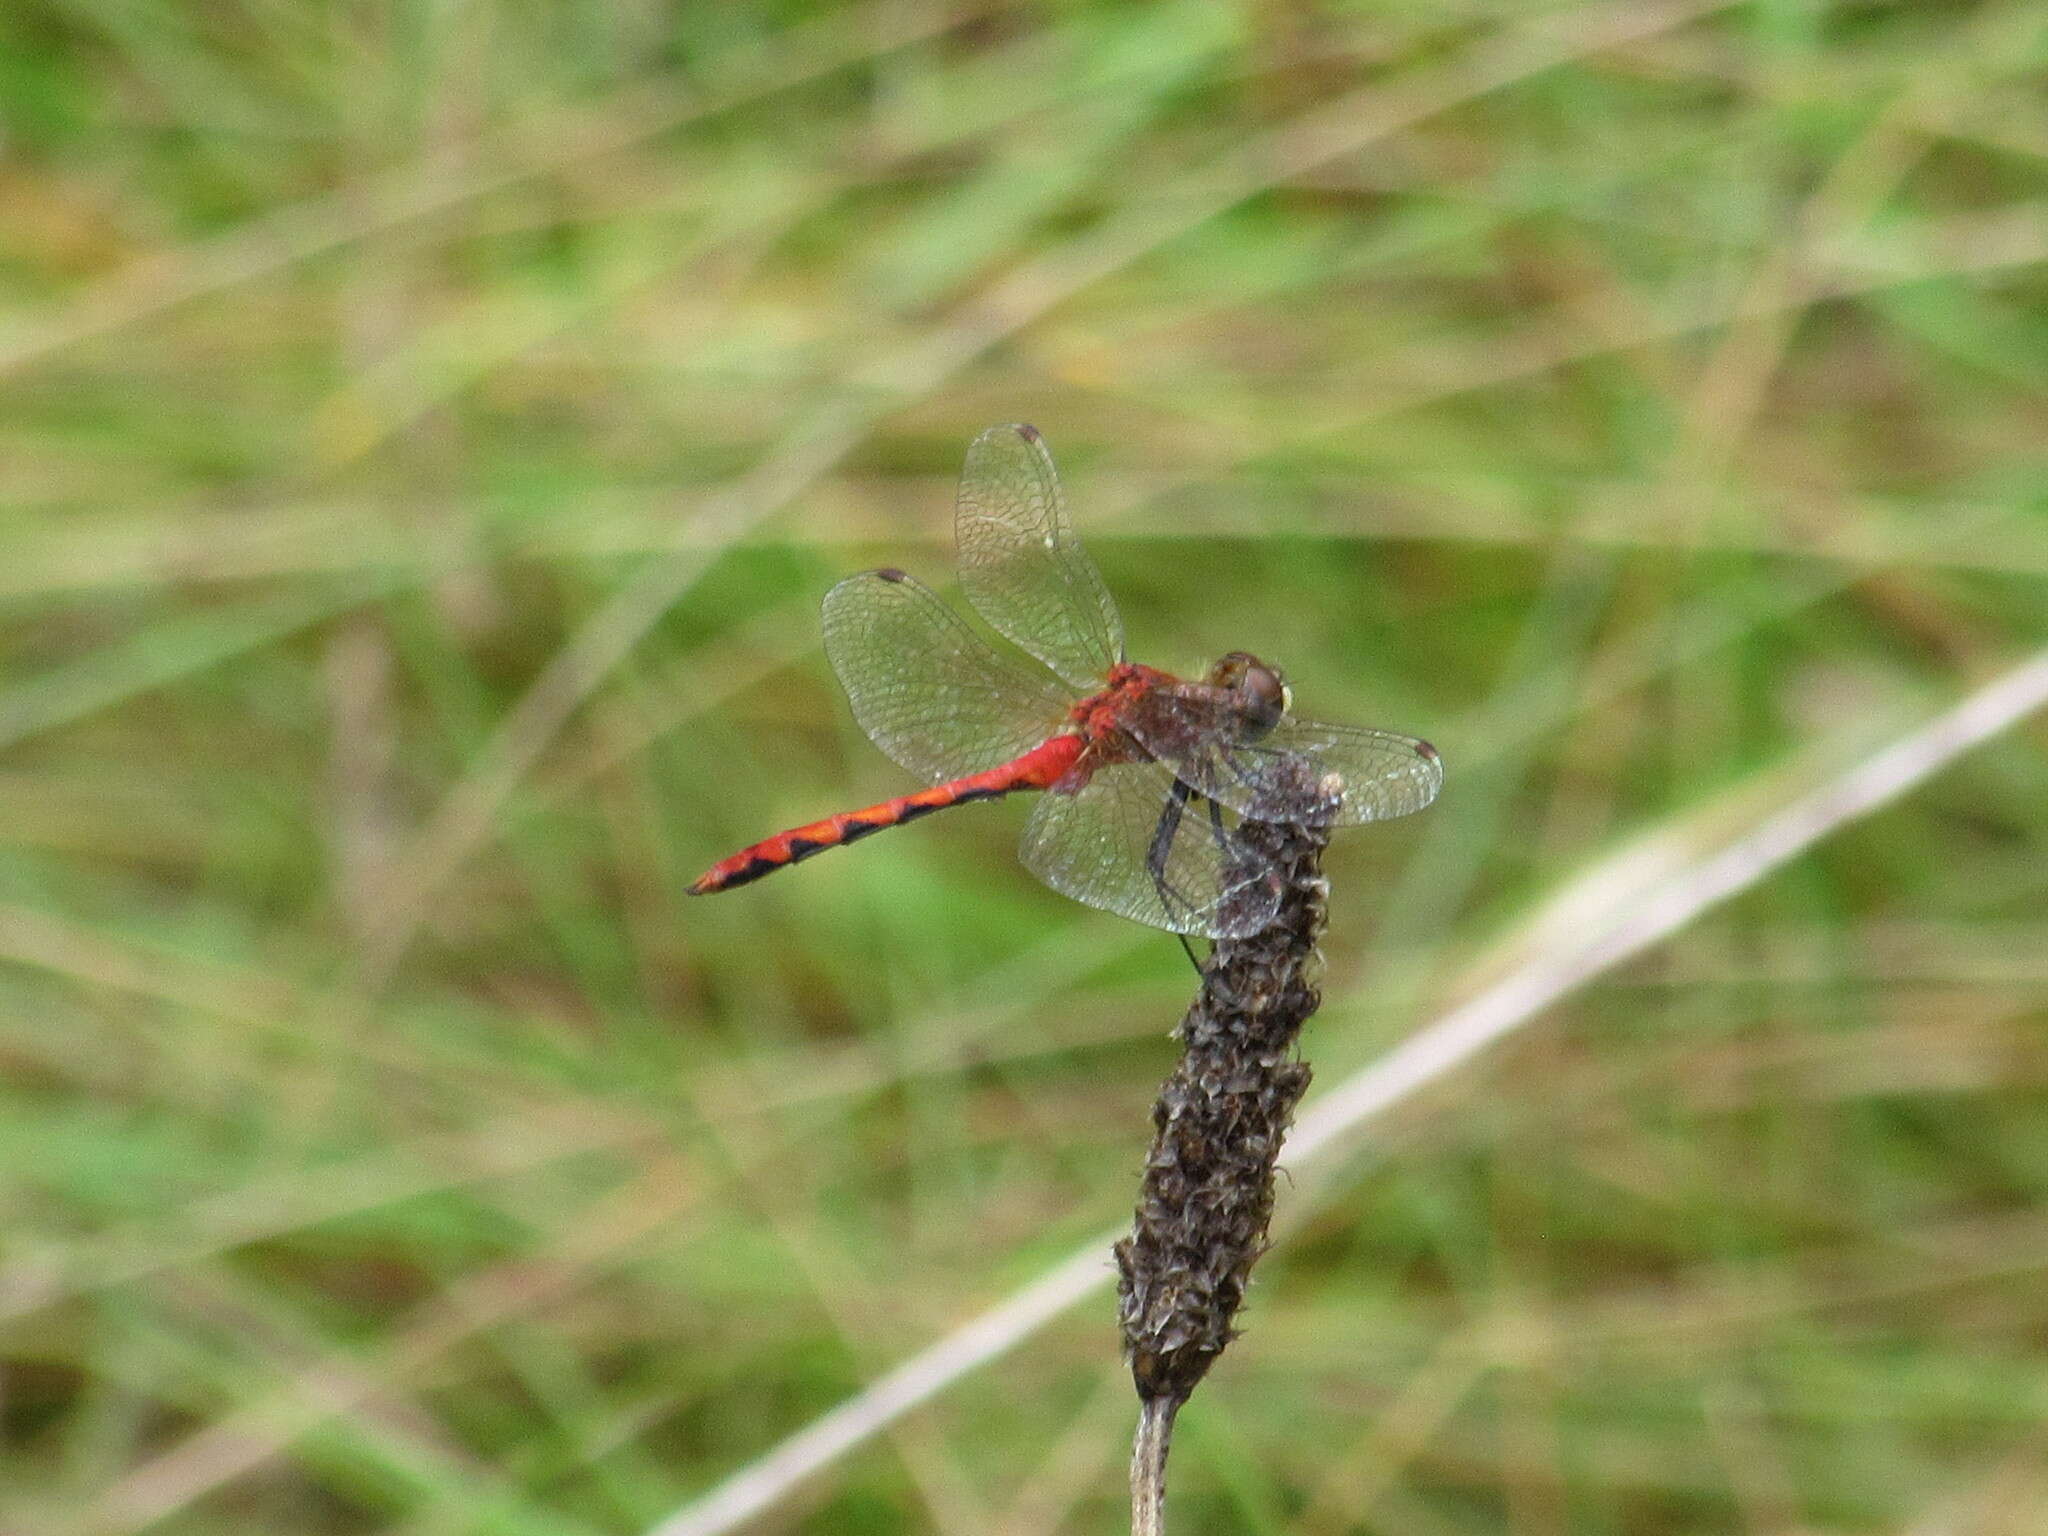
[838,815,895,846]
[716,855,784,890]
[889,783,1007,828]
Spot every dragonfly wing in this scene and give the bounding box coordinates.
[1122,692,1443,827]
[955,424,1125,690]
[1212,717,1444,826]
[821,568,1072,785]
[1244,716,1442,825]
[1018,756,1281,939]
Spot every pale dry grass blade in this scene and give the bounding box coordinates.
[0,2,973,378]
[0,1107,652,1323]
[1902,1428,2048,1536]
[645,1247,1115,1536]
[993,1368,1131,1536]
[1297,1325,1492,1535]
[79,1162,696,1536]
[643,644,2048,1536]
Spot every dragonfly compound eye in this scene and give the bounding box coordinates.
[1214,652,1287,734]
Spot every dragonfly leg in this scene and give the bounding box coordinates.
[1146,778,1206,972]
[1177,792,1244,972]
[1146,776,1193,882]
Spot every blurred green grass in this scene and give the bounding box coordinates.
[2,2,2046,1532]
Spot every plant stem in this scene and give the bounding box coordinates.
[1130,1394,1179,1536]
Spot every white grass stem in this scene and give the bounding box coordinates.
[1292,648,2048,1163]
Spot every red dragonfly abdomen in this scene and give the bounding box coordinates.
[689,733,1086,895]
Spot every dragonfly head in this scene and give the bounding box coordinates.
[1207,651,1290,735]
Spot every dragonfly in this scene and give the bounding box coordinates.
[690,424,1442,939]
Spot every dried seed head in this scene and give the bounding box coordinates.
[1115,800,1330,1406]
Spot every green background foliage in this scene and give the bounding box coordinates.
[2,2,2045,1532]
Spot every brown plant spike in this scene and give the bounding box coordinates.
[1116,797,1332,1529]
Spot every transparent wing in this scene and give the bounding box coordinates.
[955,423,1125,690]
[820,568,1072,785]
[1231,716,1443,825]
[1018,754,1282,939]
[1124,695,1444,827]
